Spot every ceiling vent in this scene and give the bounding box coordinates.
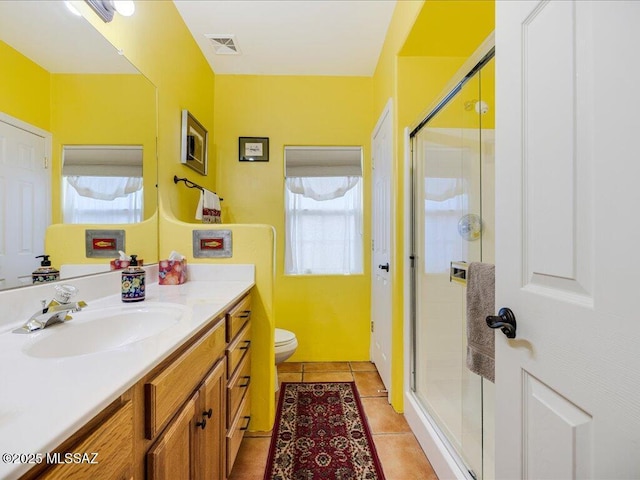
[205,34,241,55]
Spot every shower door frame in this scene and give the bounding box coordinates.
[405,37,495,480]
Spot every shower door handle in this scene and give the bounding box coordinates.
[378,263,389,272]
[486,307,517,339]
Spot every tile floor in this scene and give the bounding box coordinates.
[229,362,438,480]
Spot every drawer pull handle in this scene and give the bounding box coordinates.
[240,340,251,350]
[240,416,251,431]
[238,312,251,319]
[196,418,207,430]
[203,408,212,419]
[240,376,251,388]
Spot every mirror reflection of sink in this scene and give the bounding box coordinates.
[23,303,187,359]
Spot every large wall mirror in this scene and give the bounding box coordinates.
[0,1,158,291]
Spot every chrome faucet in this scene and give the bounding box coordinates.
[13,285,87,334]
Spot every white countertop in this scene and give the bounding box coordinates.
[0,265,254,479]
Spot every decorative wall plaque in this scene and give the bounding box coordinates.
[85,229,125,258]
[192,230,232,258]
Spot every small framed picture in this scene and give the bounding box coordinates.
[239,137,269,162]
[181,110,208,175]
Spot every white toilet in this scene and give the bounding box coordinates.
[274,328,298,389]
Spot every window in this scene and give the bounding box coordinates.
[284,147,363,275]
[62,146,143,224]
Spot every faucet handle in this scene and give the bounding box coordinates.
[54,284,78,304]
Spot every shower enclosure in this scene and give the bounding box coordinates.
[410,55,495,479]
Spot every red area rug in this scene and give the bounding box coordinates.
[264,382,386,480]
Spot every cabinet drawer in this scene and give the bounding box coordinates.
[227,354,251,427]
[226,395,250,476]
[39,401,133,480]
[226,294,251,343]
[146,319,225,439]
[226,322,250,378]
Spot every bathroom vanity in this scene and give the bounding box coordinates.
[0,265,255,480]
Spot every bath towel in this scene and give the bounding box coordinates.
[195,189,221,224]
[466,262,495,382]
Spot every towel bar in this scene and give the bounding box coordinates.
[173,175,223,201]
[450,261,468,285]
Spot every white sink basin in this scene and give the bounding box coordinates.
[23,303,187,358]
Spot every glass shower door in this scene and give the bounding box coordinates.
[412,73,484,478]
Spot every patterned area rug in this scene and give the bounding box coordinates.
[264,382,386,480]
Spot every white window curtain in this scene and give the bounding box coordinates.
[424,177,468,273]
[66,176,143,201]
[62,145,144,224]
[63,176,143,224]
[285,176,363,275]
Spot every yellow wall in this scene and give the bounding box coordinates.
[398,56,468,130]
[373,1,424,118]
[52,0,496,426]
[372,0,494,411]
[400,1,495,57]
[77,1,276,430]
[46,214,158,267]
[0,40,50,131]
[158,221,276,432]
[371,0,425,411]
[214,75,373,362]
[75,0,217,216]
[50,74,157,222]
[1,40,159,270]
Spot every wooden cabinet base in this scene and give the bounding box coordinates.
[35,400,133,480]
[21,291,252,480]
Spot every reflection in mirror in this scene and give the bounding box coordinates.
[62,145,144,223]
[0,1,158,290]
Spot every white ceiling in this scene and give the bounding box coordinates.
[0,1,137,74]
[173,0,397,76]
[0,1,396,76]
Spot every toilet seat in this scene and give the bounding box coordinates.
[275,328,296,347]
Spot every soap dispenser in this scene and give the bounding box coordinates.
[32,255,60,284]
[121,254,145,303]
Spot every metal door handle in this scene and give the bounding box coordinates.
[486,307,517,338]
[378,263,389,272]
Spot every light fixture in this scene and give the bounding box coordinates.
[112,1,135,17]
[84,0,135,23]
[64,1,82,16]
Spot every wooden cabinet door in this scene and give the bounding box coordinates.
[195,359,226,480]
[39,401,133,480]
[147,393,199,480]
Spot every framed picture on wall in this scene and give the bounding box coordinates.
[239,137,269,162]
[181,110,208,175]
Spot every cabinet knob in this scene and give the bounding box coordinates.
[196,418,207,430]
[203,408,212,419]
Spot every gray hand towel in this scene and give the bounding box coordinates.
[466,262,495,382]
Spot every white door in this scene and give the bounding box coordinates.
[495,1,640,478]
[0,118,49,289]
[371,100,393,396]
